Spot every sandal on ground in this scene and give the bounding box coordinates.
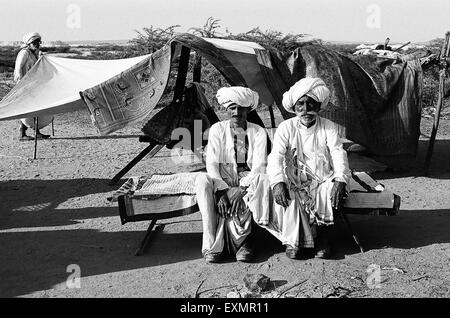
[19,135,34,141]
[285,245,301,259]
[236,240,254,262]
[203,251,222,263]
[36,133,51,140]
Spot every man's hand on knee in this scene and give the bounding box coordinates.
[331,181,347,209]
[228,186,247,217]
[273,182,291,208]
[215,189,230,217]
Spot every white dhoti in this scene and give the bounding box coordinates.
[21,115,53,130]
[199,119,270,255]
[195,172,271,255]
[265,116,351,249]
[259,177,337,249]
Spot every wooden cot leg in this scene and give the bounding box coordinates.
[135,219,158,256]
[338,211,365,253]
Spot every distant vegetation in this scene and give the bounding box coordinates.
[0,17,447,116]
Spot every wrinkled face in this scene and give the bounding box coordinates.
[227,103,249,127]
[29,38,41,51]
[294,95,321,127]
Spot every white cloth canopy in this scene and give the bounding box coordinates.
[0,54,151,121]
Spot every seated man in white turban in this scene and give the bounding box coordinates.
[14,32,51,141]
[265,77,350,259]
[196,86,270,263]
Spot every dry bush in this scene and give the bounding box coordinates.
[126,25,180,57]
[189,17,222,38]
[228,27,314,54]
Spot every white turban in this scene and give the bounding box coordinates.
[216,86,259,110]
[22,32,41,45]
[282,77,330,113]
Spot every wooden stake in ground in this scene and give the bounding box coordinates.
[33,117,38,160]
[424,32,450,176]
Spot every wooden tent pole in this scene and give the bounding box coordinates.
[33,117,39,159]
[173,46,191,103]
[268,102,276,128]
[193,53,201,83]
[424,32,450,176]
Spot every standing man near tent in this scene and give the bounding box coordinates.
[14,32,51,141]
[265,77,351,259]
[195,86,270,263]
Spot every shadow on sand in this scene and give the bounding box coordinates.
[49,134,140,141]
[369,139,450,180]
[0,178,117,230]
[331,209,450,258]
[1,171,449,297]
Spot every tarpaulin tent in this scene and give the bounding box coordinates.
[0,33,425,166]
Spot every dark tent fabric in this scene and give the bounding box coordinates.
[141,82,272,154]
[256,45,423,156]
[141,82,219,147]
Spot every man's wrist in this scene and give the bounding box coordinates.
[215,189,227,199]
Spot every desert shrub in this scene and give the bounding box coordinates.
[0,46,20,71]
[421,63,450,117]
[41,46,72,54]
[125,25,180,57]
[189,17,222,38]
[0,72,14,99]
[228,27,314,54]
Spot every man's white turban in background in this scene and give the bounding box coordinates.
[282,77,330,114]
[216,86,259,110]
[22,32,41,45]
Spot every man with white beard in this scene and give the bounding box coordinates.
[265,77,351,259]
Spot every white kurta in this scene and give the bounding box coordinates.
[196,120,271,255]
[14,48,53,129]
[205,120,267,190]
[264,116,351,248]
[14,48,40,82]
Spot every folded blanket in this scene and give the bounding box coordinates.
[134,172,200,196]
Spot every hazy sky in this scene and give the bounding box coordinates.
[0,0,449,43]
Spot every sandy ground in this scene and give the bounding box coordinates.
[0,107,449,298]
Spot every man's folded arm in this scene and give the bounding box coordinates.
[267,123,289,188]
[205,125,229,192]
